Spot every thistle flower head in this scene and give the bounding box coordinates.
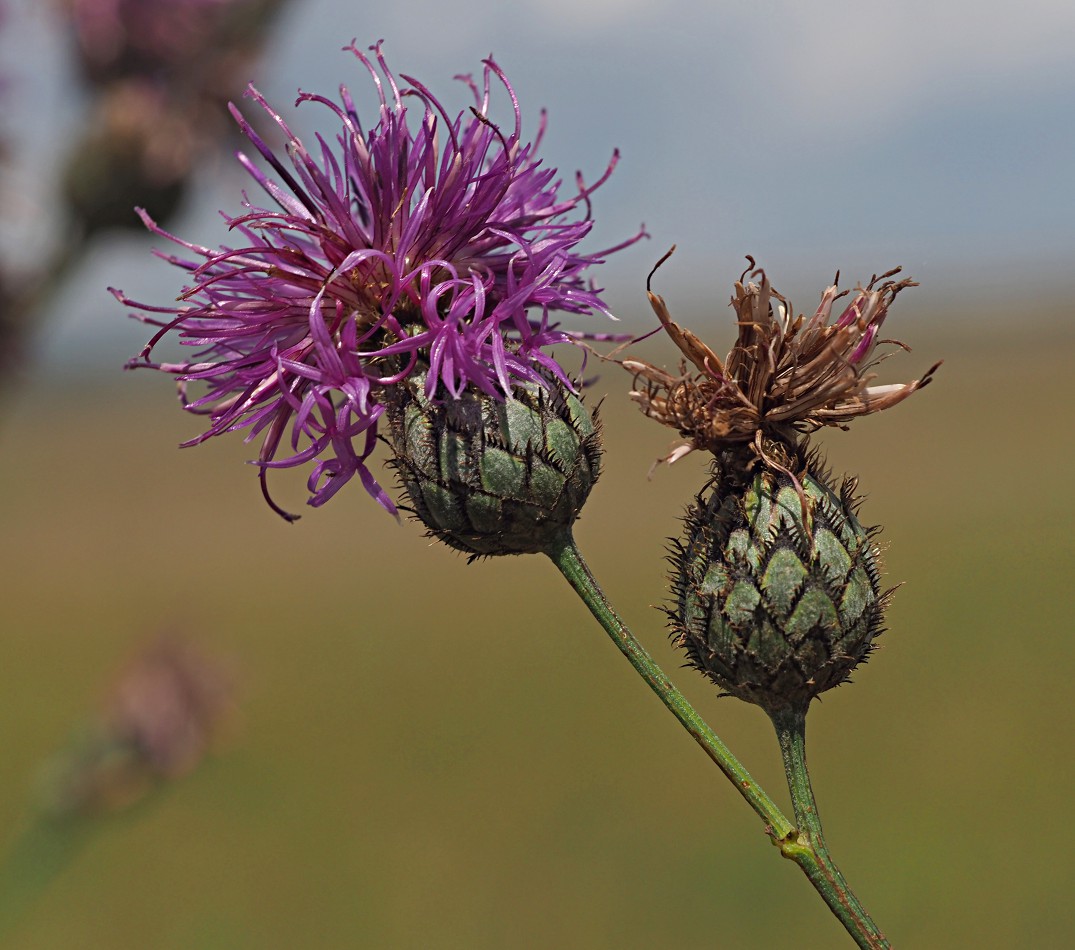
[624,251,940,469]
[59,0,287,235]
[668,452,888,714]
[629,253,938,711]
[63,80,198,234]
[117,42,643,520]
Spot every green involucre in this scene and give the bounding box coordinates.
[669,458,887,712]
[384,370,602,557]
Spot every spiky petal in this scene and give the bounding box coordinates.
[117,42,642,519]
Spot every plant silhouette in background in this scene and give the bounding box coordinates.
[0,0,289,386]
[0,636,236,937]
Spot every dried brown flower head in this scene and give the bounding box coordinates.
[623,249,940,470]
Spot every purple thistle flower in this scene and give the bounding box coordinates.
[117,42,644,520]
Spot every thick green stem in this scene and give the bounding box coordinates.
[546,533,793,840]
[770,705,890,949]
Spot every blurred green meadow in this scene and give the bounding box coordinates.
[0,303,1072,948]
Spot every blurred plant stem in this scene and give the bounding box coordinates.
[0,777,187,941]
[1,233,85,394]
[548,533,890,948]
[0,812,98,939]
[0,636,233,937]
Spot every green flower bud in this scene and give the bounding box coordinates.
[668,452,887,713]
[384,369,602,558]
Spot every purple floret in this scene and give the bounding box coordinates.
[117,41,644,520]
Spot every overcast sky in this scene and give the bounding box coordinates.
[2,0,1072,369]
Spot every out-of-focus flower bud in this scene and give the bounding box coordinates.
[38,636,236,817]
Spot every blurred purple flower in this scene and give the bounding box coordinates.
[54,0,287,238]
[38,636,237,817]
[118,42,643,520]
[61,0,281,88]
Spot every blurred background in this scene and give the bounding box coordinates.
[1,0,1072,946]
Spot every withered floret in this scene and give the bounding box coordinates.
[623,251,939,712]
[623,250,941,470]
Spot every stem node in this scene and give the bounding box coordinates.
[548,533,890,948]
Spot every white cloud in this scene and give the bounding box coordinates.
[508,0,656,29]
[735,0,1075,126]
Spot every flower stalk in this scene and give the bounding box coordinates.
[771,705,890,949]
[613,252,939,945]
[547,532,793,838]
[550,532,892,946]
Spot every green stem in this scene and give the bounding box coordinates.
[770,705,890,949]
[0,743,190,937]
[0,815,96,940]
[549,532,889,947]
[546,533,794,840]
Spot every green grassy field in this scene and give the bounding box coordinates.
[0,311,1072,948]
